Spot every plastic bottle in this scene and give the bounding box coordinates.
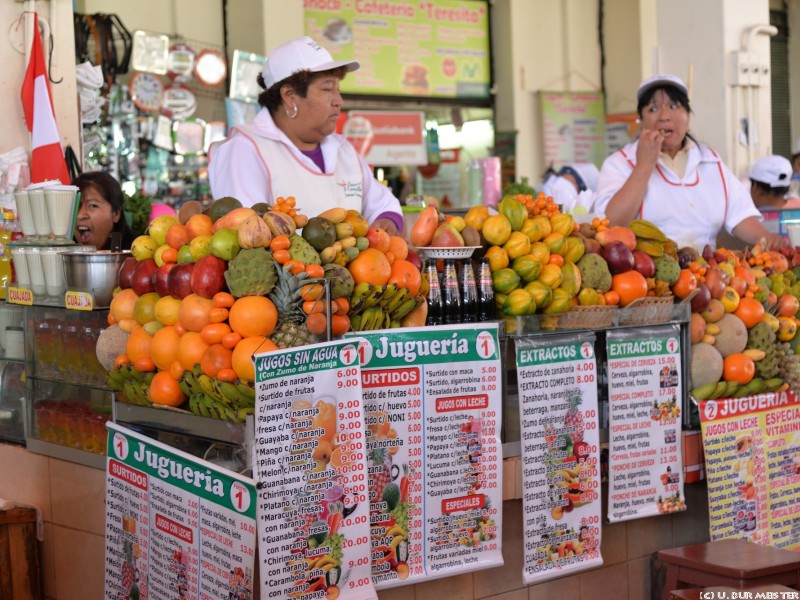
[441,259,462,325]
[477,257,495,321]
[467,159,483,206]
[458,259,478,323]
[0,211,16,299]
[423,259,443,326]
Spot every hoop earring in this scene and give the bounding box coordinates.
[285,103,298,119]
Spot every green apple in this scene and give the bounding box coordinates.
[210,228,240,261]
[131,235,157,261]
[189,234,212,261]
[177,244,195,264]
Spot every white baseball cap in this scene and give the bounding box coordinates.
[749,155,793,188]
[636,74,689,103]
[262,36,360,89]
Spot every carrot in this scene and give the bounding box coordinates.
[399,464,410,503]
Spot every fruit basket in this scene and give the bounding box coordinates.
[555,305,618,330]
[416,246,482,260]
[618,295,675,326]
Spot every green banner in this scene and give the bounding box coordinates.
[607,337,679,359]
[304,0,491,99]
[254,340,360,381]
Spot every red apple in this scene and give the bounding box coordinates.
[190,255,227,299]
[704,267,729,299]
[153,263,176,297]
[131,258,158,296]
[406,249,423,271]
[118,257,138,289]
[168,263,195,299]
[690,282,711,313]
[632,250,656,278]
[729,276,747,297]
[601,241,634,274]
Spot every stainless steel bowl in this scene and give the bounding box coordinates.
[61,250,132,307]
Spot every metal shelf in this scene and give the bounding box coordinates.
[114,402,248,446]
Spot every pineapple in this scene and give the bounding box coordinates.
[268,261,319,348]
[565,392,583,444]
[368,447,392,502]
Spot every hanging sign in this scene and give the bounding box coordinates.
[253,339,377,600]
[104,422,257,600]
[606,325,685,523]
[699,391,800,549]
[515,332,603,585]
[540,92,607,168]
[344,111,427,166]
[348,324,504,587]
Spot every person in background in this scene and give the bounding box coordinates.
[789,143,800,201]
[748,155,800,210]
[594,74,785,250]
[73,171,135,250]
[540,162,599,212]
[208,36,402,234]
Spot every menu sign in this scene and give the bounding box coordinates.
[515,333,603,584]
[606,325,685,523]
[349,324,503,587]
[104,423,257,600]
[253,339,376,599]
[540,91,606,168]
[304,0,490,99]
[699,391,800,549]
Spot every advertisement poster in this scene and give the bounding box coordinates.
[349,324,504,587]
[104,422,257,600]
[605,113,640,155]
[344,111,427,166]
[699,391,800,549]
[606,325,685,523]
[515,333,603,585]
[540,91,607,168]
[253,339,376,599]
[304,0,490,99]
[418,148,462,207]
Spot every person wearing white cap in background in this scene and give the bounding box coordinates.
[541,162,600,212]
[208,36,402,234]
[594,74,785,250]
[748,155,800,210]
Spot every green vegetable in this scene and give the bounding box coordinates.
[124,191,152,237]
[503,176,536,197]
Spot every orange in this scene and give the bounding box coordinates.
[611,271,648,307]
[166,223,189,250]
[154,295,182,326]
[110,288,139,323]
[185,213,213,240]
[133,292,160,326]
[348,248,391,286]
[200,343,233,377]
[232,336,278,383]
[229,296,278,338]
[722,353,755,385]
[733,297,765,329]
[177,331,209,371]
[178,294,214,332]
[672,269,698,299]
[388,260,422,295]
[150,371,186,407]
[126,326,152,362]
[387,236,409,261]
[151,325,181,371]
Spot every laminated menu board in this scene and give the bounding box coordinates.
[515,332,603,585]
[104,422,257,600]
[540,91,607,168]
[348,323,504,587]
[252,339,376,600]
[606,325,685,523]
[699,391,800,549]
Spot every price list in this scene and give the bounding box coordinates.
[606,325,685,523]
[515,333,602,585]
[699,391,800,549]
[350,324,504,588]
[253,339,376,600]
[104,423,257,600]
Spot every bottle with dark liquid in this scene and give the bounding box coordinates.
[477,257,495,321]
[441,259,462,325]
[458,259,478,323]
[424,258,443,325]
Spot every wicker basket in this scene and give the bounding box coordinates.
[618,295,675,326]
[556,305,618,330]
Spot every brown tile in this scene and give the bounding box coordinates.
[527,574,580,599]
[41,522,57,599]
[627,556,651,599]
[671,483,710,547]
[599,520,627,565]
[49,458,106,535]
[503,458,517,500]
[479,589,527,600]
[474,500,525,597]
[51,525,105,600]
[378,584,415,599]
[415,573,473,600]
[626,514,674,559]
[577,562,628,599]
[0,444,51,520]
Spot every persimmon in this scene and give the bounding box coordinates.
[603,290,620,306]
[303,300,326,315]
[169,360,185,380]
[305,264,325,279]
[134,357,156,372]
[208,307,229,323]
[722,353,755,385]
[229,296,278,337]
[232,336,277,383]
[150,326,181,371]
[301,283,324,301]
[672,269,698,299]
[200,322,232,345]
[216,368,238,383]
[611,271,648,307]
[114,354,130,368]
[733,297,765,329]
[200,343,233,378]
[150,371,186,407]
[221,332,243,350]
[388,260,422,295]
[331,314,350,336]
[285,259,305,275]
[334,297,349,314]
[548,254,564,267]
[272,249,291,264]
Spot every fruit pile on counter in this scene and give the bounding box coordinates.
[97,198,427,421]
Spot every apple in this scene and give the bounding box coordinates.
[601,241,634,274]
[406,249,423,271]
[118,257,138,289]
[190,255,228,299]
[153,263,176,297]
[131,258,158,296]
[691,282,711,313]
[704,267,729,299]
[632,250,655,278]
[729,276,747,297]
[168,263,195,299]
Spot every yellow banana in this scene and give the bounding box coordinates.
[386,525,406,538]
[742,349,766,361]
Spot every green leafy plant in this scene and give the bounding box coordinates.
[124,191,152,238]
[503,176,537,197]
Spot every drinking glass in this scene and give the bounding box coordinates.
[40,248,66,298]
[26,248,46,297]
[13,191,37,238]
[26,188,52,240]
[8,246,28,288]
[44,185,79,242]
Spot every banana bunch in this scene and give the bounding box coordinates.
[630,219,676,258]
[386,524,407,554]
[691,376,784,401]
[305,553,339,572]
[108,365,153,406]
[348,282,425,330]
[557,464,583,486]
[181,366,256,422]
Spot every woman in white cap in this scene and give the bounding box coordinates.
[208,36,402,234]
[594,74,784,250]
[540,162,600,212]
[748,155,800,209]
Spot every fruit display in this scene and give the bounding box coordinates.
[101,199,427,421]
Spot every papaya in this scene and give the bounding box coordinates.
[485,246,509,272]
[525,280,553,309]
[542,288,574,314]
[464,205,490,232]
[543,232,566,256]
[410,206,440,247]
[549,213,574,237]
[497,195,527,231]
[560,261,582,296]
[511,254,543,283]
[538,263,564,289]
[492,268,521,294]
[482,214,512,246]
[530,215,552,238]
[529,241,550,265]
[595,226,636,250]
[562,236,586,263]
[503,288,536,316]
[520,218,544,243]
[212,207,257,232]
[503,231,531,260]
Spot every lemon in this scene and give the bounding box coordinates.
[131,235,157,260]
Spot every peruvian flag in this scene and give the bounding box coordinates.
[20,13,70,185]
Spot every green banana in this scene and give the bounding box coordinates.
[348,282,374,314]
[390,319,402,328]
[365,306,385,330]
[691,382,718,401]
[178,377,192,397]
[709,381,728,400]
[765,377,784,392]
[362,285,387,310]
[215,380,241,405]
[379,283,399,308]
[350,313,362,330]
[391,295,420,321]
[383,309,391,329]
[384,286,409,313]
[723,381,740,398]
[236,381,256,400]
[197,394,213,418]
[236,407,255,421]
[188,393,202,416]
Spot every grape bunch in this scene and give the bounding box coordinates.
[391,500,409,532]
[322,532,344,565]
[779,343,800,389]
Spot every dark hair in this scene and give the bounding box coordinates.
[72,171,136,250]
[256,66,349,114]
[637,84,692,117]
[751,179,790,197]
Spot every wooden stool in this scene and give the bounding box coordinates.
[0,507,41,600]
[669,584,799,599]
[659,539,800,598]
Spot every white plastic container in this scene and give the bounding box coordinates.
[9,246,29,287]
[41,247,66,297]
[13,191,37,238]
[25,247,46,296]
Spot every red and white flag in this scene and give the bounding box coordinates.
[20,13,70,185]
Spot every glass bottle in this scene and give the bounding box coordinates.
[423,259,443,326]
[477,257,495,321]
[458,259,478,323]
[441,259,462,325]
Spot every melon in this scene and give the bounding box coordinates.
[96,324,130,370]
[713,313,748,357]
[690,342,724,389]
